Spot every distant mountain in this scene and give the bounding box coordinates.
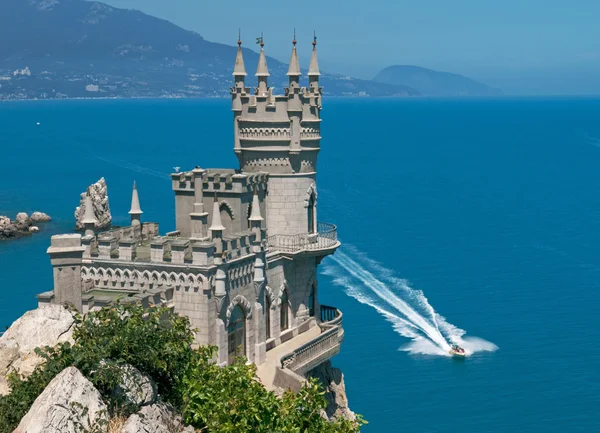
[0,0,419,100]
[373,65,501,97]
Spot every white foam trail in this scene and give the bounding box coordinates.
[324,247,498,357]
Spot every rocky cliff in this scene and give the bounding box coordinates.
[74,177,112,230]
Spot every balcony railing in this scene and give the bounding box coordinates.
[280,306,344,375]
[266,222,338,253]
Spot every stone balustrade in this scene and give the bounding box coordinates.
[266,222,338,253]
[279,306,344,376]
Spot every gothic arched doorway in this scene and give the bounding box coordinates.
[228,305,246,364]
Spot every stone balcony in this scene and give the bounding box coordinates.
[266,222,339,255]
[257,305,344,391]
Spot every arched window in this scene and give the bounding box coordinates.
[227,305,246,364]
[307,192,316,234]
[265,296,271,339]
[308,284,316,317]
[280,289,290,332]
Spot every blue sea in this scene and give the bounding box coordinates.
[1,97,600,432]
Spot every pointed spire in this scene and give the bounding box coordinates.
[128,181,143,216]
[209,193,225,231]
[255,33,270,77]
[308,31,321,77]
[287,30,301,76]
[233,29,247,77]
[82,190,97,225]
[249,189,263,222]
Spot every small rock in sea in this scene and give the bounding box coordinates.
[15,212,29,223]
[29,226,40,233]
[0,216,10,229]
[30,211,51,223]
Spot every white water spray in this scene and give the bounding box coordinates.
[324,247,497,357]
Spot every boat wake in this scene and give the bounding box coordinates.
[323,247,498,357]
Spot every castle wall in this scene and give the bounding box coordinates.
[266,175,316,237]
[174,190,193,238]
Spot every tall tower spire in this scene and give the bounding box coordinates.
[255,33,269,95]
[308,32,321,78]
[128,181,143,226]
[233,30,247,79]
[286,30,301,78]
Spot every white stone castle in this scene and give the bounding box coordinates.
[38,35,343,388]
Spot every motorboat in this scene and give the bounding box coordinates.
[449,344,466,357]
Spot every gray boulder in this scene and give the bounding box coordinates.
[121,402,192,433]
[15,212,29,223]
[114,364,157,407]
[30,211,52,223]
[0,305,75,394]
[75,177,112,230]
[14,366,108,433]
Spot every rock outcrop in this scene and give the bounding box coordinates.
[14,366,109,433]
[0,305,75,394]
[114,364,157,407]
[308,361,355,421]
[30,211,52,223]
[75,177,112,230]
[121,402,193,433]
[0,212,51,240]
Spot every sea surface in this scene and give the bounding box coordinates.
[1,97,600,432]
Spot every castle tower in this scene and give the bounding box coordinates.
[233,34,323,237]
[128,181,143,226]
[47,234,86,310]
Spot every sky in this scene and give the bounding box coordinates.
[100,0,600,94]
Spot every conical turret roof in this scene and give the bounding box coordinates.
[233,40,247,76]
[308,36,321,77]
[248,189,264,222]
[256,47,270,77]
[209,195,225,231]
[287,41,301,76]
[128,181,143,215]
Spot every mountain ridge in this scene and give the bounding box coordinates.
[0,0,420,99]
[374,65,501,97]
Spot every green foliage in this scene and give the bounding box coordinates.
[181,347,365,433]
[0,304,365,433]
[0,304,195,433]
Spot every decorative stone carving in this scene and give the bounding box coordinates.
[226,295,252,323]
[219,200,235,220]
[75,177,112,230]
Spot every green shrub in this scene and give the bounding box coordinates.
[181,346,365,433]
[0,304,195,433]
[0,304,365,433]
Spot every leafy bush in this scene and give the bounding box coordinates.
[0,304,195,433]
[0,304,365,433]
[181,346,365,433]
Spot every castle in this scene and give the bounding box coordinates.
[37,35,343,387]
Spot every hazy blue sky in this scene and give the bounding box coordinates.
[101,0,600,93]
